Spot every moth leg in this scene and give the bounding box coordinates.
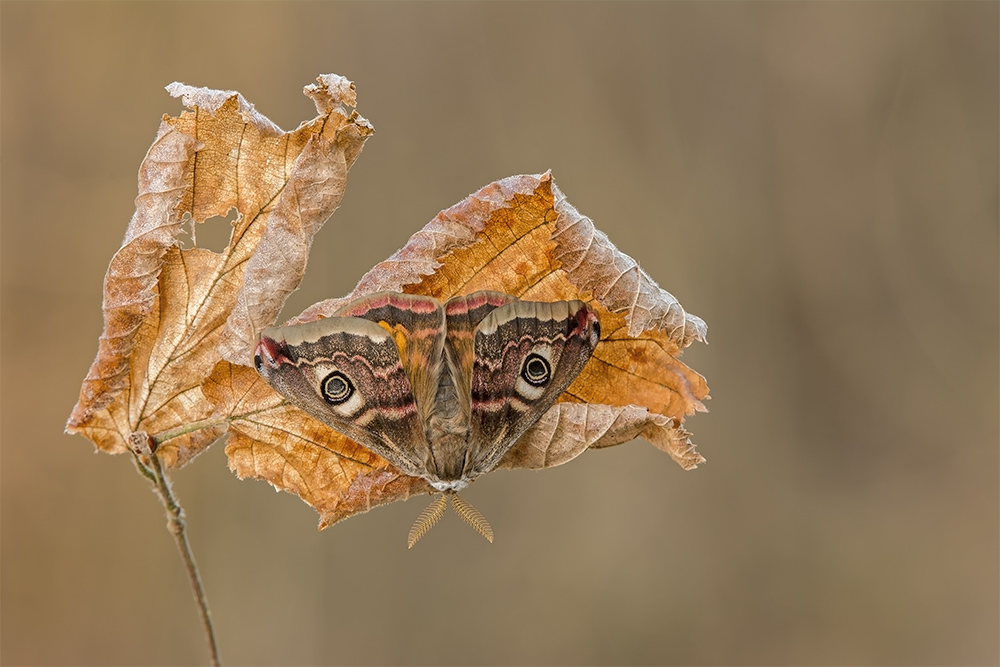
[450,493,494,544]
[407,494,448,549]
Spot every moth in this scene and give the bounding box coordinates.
[254,291,600,546]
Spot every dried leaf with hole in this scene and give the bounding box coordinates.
[67,74,708,531]
[66,74,373,468]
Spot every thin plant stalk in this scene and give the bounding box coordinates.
[130,435,221,666]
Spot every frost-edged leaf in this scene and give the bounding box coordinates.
[499,403,705,472]
[66,75,373,467]
[289,172,709,472]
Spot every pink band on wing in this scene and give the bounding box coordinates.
[255,336,293,367]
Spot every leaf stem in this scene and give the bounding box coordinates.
[129,449,157,484]
[132,433,222,665]
[153,416,231,446]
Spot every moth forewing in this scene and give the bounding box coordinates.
[254,315,431,478]
[466,298,601,477]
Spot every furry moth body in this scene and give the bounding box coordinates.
[254,291,600,546]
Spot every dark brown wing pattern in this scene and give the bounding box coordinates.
[254,293,447,478]
[467,299,600,476]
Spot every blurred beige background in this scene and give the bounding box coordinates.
[2,3,996,665]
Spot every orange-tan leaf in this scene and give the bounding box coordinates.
[66,75,372,467]
[291,172,709,470]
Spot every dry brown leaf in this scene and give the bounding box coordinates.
[66,74,373,467]
[497,403,704,472]
[288,173,709,485]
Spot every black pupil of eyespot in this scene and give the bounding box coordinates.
[253,354,263,371]
[523,355,550,385]
[322,373,352,404]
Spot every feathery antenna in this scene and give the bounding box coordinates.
[406,492,495,547]
[407,494,448,548]
[450,493,494,543]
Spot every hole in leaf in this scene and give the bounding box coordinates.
[194,207,239,254]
